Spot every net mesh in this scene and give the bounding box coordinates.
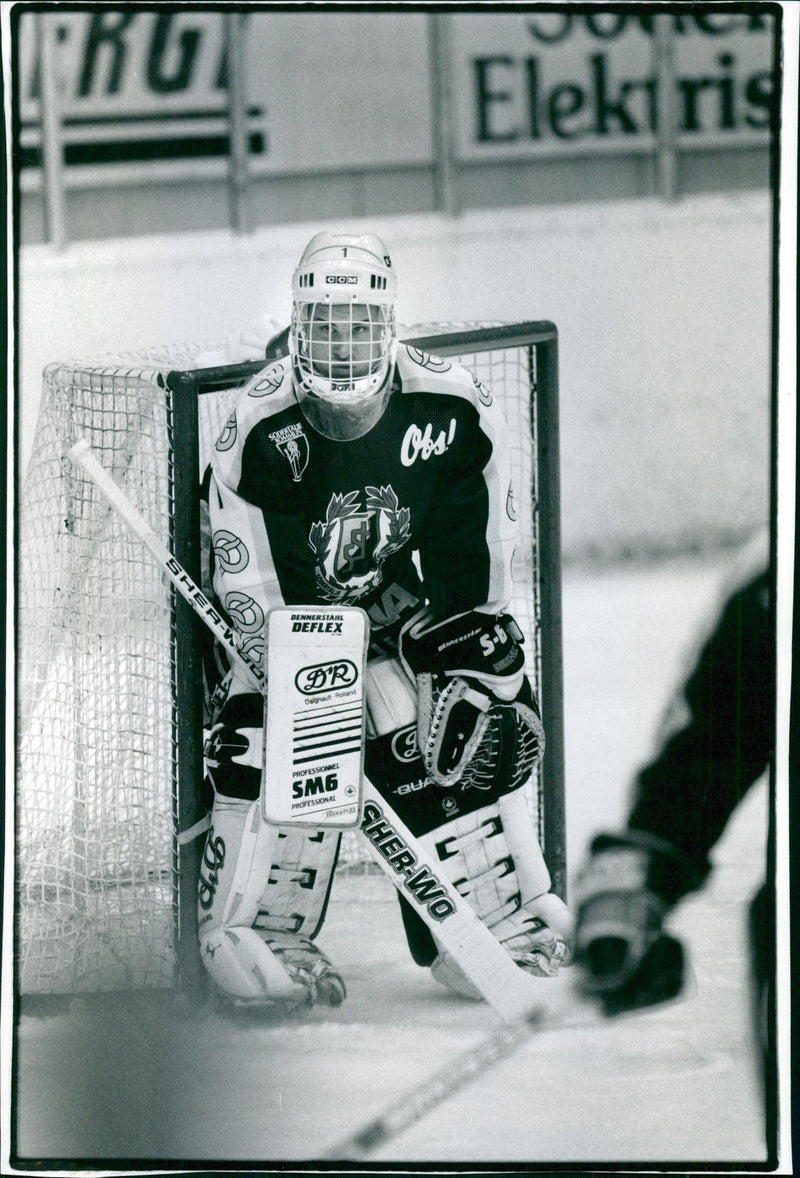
[16,326,545,992]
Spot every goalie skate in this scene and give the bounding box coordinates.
[210,932,346,1013]
[253,927,346,1008]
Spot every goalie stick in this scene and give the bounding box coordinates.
[67,440,267,690]
[68,438,548,1022]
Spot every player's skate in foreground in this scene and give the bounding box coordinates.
[197,231,573,1008]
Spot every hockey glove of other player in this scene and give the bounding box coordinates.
[399,607,530,787]
[573,830,709,1014]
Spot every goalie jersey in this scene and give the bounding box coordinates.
[205,344,519,667]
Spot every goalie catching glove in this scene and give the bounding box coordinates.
[399,607,542,788]
[573,829,709,1014]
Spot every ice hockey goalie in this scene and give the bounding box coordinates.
[195,229,572,1008]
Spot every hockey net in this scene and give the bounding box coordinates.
[16,321,563,993]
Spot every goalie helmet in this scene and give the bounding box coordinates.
[290,231,398,440]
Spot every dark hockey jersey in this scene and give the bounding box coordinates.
[627,531,774,884]
[207,344,519,672]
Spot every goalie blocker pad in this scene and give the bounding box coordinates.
[399,607,526,697]
[263,606,369,828]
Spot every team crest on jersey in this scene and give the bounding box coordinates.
[269,423,310,482]
[309,486,411,601]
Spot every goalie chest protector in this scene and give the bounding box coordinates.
[211,347,515,647]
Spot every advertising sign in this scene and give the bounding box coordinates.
[16,9,432,185]
[450,10,775,158]
[17,10,262,180]
[15,8,775,187]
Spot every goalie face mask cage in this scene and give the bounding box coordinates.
[291,302,396,440]
[289,231,398,441]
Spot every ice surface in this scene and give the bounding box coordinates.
[10,554,770,1168]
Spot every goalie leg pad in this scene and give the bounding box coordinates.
[414,796,573,995]
[254,825,341,940]
[197,797,344,1005]
[198,798,303,1002]
[496,788,553,904]
[253,826,345,1004]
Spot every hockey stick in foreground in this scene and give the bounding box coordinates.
[68,438,547,1023]
[326,949,696,1160]
[325,1006,548,1159]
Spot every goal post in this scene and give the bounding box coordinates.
[16,321,564,995]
